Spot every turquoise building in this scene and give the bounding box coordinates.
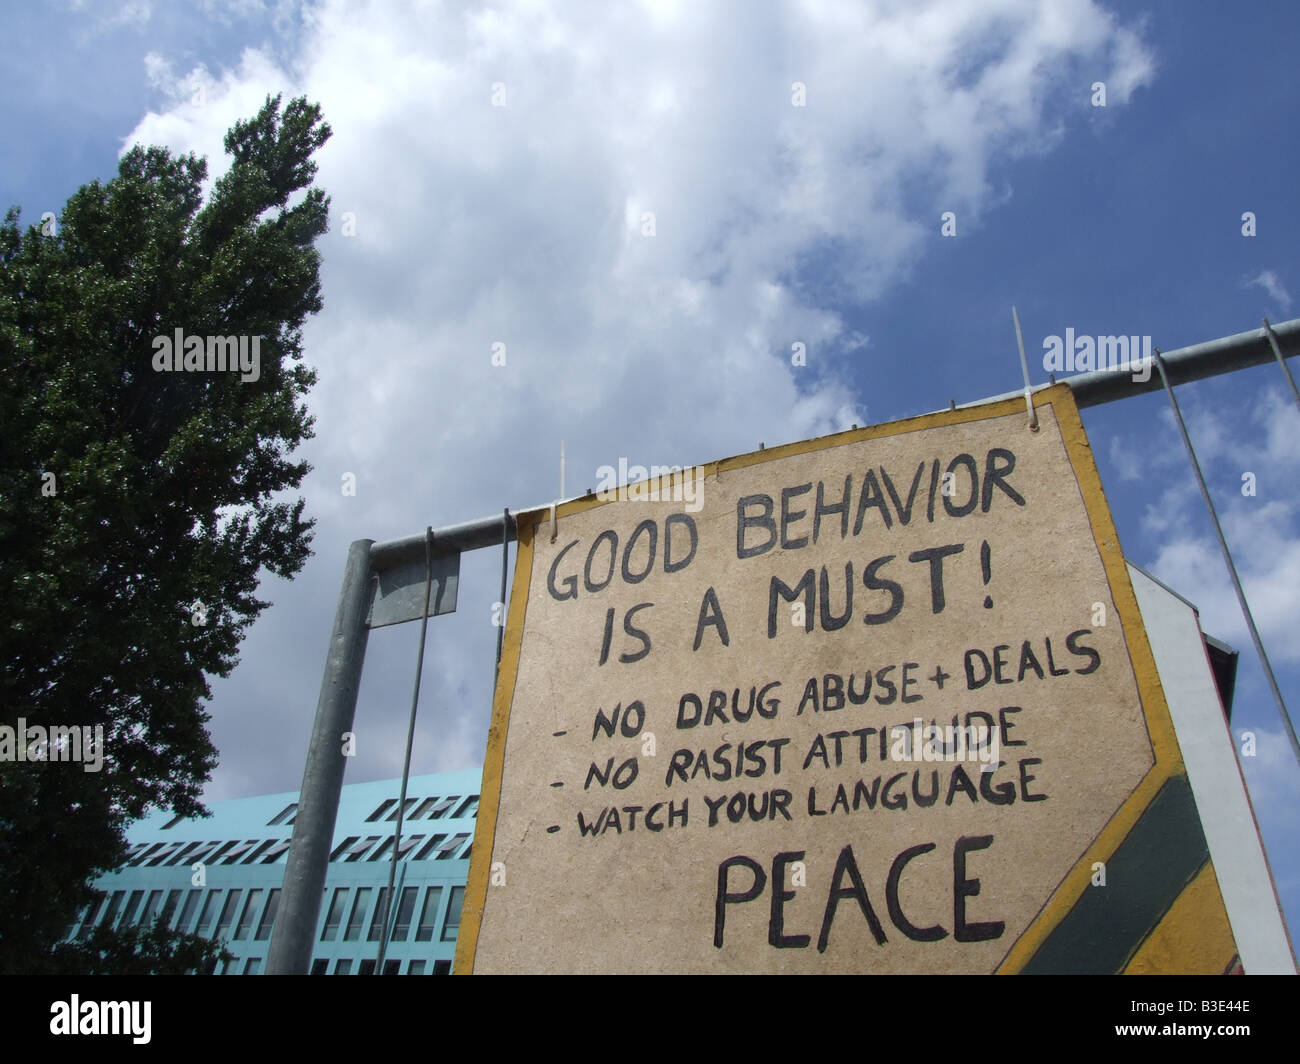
[66,769,482,974]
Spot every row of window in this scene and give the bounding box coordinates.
[328,830,472,864]
[72,882,466,953]
[120,820,476,871]
[320,884,464,944]
[74,886,281,943]
[210,957,452,975]
[306,958,453,975]
[121,837,293,869]
[363,794,479,823]
[160,794,480,832]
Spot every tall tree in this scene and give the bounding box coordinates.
[0,94,331,973]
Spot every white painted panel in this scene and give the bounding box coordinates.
[1128,563,1296,974]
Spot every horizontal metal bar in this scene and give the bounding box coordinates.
[369,319,1300,572]
[955,318,1300,411]
[369,502,570,571]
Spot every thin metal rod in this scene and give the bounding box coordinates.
[1152,350,1300,770]
[376,527,435,973]
[267,538,374,974]
[1012,306,1038,431]
[495,509,509,668]
[1262,318,1300,411]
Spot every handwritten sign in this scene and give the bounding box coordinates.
[458,387,1174,974]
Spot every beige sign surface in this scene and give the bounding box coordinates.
[458,387,1169,974]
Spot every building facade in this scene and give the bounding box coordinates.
[65,768,482,974]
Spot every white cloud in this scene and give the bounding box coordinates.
[1142,388,1300,661]
[120,0,1159,796]
[1244,269,1293,312]
[68,0,151,39]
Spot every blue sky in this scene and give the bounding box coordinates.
[3,0,1297,959]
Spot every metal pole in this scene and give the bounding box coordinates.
[267,538,374,975]
[950,318,1300,412]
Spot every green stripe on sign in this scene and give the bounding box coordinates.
[1020,775,1208,974]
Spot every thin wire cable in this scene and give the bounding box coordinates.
[1152,349,1300,769]
[1262,318,1300,411]
[375,526,435,972]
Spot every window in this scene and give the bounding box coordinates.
[214,890,243,939]
[235,889,263,940]
[99,891,125,930]
[343,836,381,862]
[131,843,167,866]
[193,889,219,926]
[168,840,215,866]
[391,887,418,941]
[367,836,395,862]
[442,887,465,941]
[244,957,263,975]
[146,842,185,866]
[407,960,426,975]
[119,890,144,926]
[177,890,201,933]
[195,891,220,936]
[382,960,401,975]
[330,836,360,861]
[367,888,390,941]
[413,834,447,860]
[386,798,420,821]
[436,833,470,859]
[433,960,452,975]
[206,840,242,863]
[256,890,280,940]
[260,839,292,863]
[75,894,105,940]
[160,890,183,925]
[310,959,329,975]
[416,887,443,942]
[267,803,298,826]
[344,888,372,941]
[453,795,480,819]
[365,799,397,822]
[241,840,278,864]
[140,890,164,926]
[334,959,352,975]
[429,797,458,819]
[396,834,424,858]
[410,797,439,820]
[358,959,376,976]
[221,840,259,864]
[321,888,348,941]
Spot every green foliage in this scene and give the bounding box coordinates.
[49,917,235,976]
[0,94,331,973]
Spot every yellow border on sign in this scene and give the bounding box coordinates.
[994,385,1184,972]
[453,508,541,974]
[456,384,1186,974]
